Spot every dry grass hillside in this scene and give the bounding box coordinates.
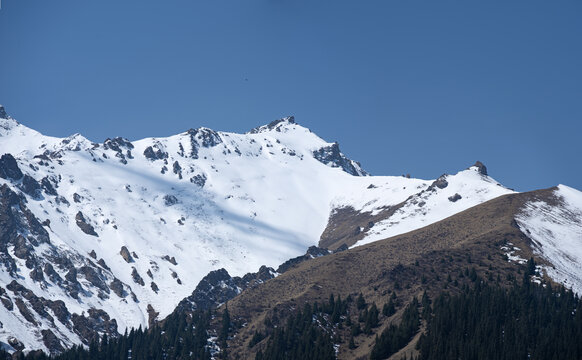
[222,188,558,360]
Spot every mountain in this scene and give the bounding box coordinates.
[0,104,580,356]
[221,186,582,359]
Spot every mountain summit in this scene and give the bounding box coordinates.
[0,105,8,120]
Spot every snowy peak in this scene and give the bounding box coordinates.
[0,105,8,120]
[0,106,20,135]
[468,160,488,176]
[312,142,367,176]
[247,116,296,134]
[320,162,514,249]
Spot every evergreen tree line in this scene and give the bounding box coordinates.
[255,294,351,360]
[418,277,582,360]
[4,310,213,360]
[58,310,212,360]
[369,298,420,360]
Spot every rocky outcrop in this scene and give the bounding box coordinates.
[119,246,134,263]
[143,145,168,161]
[0,153,23,180]
[147,304,159,327]
[40,177,58,196]
[276,246,330,273]
[186,128,223,159]
[8,336,24,351]
[71,308,118,345]
[41,329,65,354]
[162,255,177,265]
[109,278,125,298]
[131,267,145,286]
[176,246,333,315]
[190,174,207,187]
[312,143,367,176]
[428,175,449,191]
[472,161,488,176]
[172,161,182,179]
[103,137,134,164]
[0,105,8,120]
[176,265,276,314]
[248,116,296,134]
[0,185,50,275]
[20,175,41,198]
[163,195,178,206]
[103,137,134,152]
[75,211,98,237]
[448,193,462,202]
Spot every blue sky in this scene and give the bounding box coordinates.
[0,0,580,191]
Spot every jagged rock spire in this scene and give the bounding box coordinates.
[0,105,8,120]
[473,161,488,176]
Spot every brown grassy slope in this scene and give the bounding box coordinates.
[319,204,405,250]
[224,188,558,359]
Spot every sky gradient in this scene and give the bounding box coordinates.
[0,1,580,191]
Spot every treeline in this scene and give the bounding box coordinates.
[418,277,582,359]
[58,310,211,360]
[4,310,213,360]
[370,298,420,360]
[254,294,349,360]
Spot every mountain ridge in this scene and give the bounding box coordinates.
[0,105,580,356]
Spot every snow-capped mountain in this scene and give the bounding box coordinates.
[0,104,581,354]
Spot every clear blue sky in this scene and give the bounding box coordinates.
[0,1,580,191]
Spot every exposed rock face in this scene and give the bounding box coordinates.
[276,246,331,273]
[248,116,296,134]
[41,329,65,354]
[187,128,223,159]
[147,304,159,327]
[8,336,24,351]
[176,246,333,315]
[40,177,58,196]
[428,175,449,191]
[109,278,125,298]
[75,211,98,236]
[190,174,207,187]
[21,175,41,198]
[0,185,50,262]
[103,137,134,152]
[163,195,178,206]
[5,279,120,353]
[472,161,488,176]
[131,267,145,286]
[176,265,276,313]
[119,246,134,263]
[162,255,177,265]
[71,308,118,345]
[143,145,168,161]
[448,193,462,202]
[0,105,8,119]
[172,161,182,178]
[104,137,134,164]
[312,143,367,176]
[0,153,23,180]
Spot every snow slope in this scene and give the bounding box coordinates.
[354,167,515,246]
[516,185,582,294]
